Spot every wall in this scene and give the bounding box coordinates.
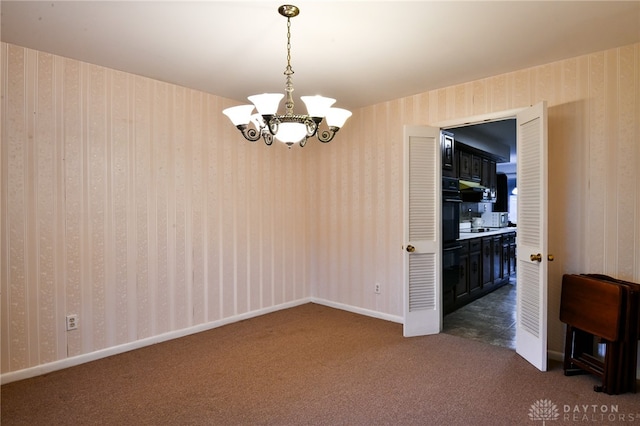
[311,43,640,355]
[1,43,310,378]
[3,41,639,379]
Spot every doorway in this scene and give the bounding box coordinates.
[442,119,517,349]
[404,102,549,371]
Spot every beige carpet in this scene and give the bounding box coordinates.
[2,303,639,425]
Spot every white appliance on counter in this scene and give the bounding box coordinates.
[482,211,509,228]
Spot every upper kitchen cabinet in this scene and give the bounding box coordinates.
[441,131,456,178]
[455,142,506,199]
[485,159,497,200]
[471,155,482,181]
[482,158,490,186]
[458,150,472,180]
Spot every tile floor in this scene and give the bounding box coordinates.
[442,279,517,349]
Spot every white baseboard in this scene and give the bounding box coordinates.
[310,297,404,324]
[1,298,312,385]
[8,300,607,385]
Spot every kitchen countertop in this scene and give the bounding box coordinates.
[458,227,517,241]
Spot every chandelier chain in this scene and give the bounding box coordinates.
[284,16,295,116]
[286,17,292,70]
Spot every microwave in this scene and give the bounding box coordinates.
[482,212,509,228]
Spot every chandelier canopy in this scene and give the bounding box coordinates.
[223,4,352,148]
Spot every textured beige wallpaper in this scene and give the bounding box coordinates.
[2,41,638,376]
[309,43,640,354]
[1,43,309,375]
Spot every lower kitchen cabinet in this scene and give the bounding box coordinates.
[508,234,517,275]
[469,239,482,294]
[482,237,493,288]
[455,241,470,303]
[447,230,517,314]
[502,241,510,278]
[492,236,502,284]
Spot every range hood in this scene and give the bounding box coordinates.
[459,180,488,191]
[459,180,491,202]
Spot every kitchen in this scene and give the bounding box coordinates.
[440,121,518,346]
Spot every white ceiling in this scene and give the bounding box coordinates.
[2,1,639,110]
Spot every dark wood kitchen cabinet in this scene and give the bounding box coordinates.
[458,150,472,180]
[457,150,482,182]
[492,236,503,284]
[481,158,490,186]
[455,241,470,303]
[454,142,507,200]
[502,238,510,278]
[480,158,496,200]
[469,239,482,294]
[471,155,482,181]
[448,231,516,314]
[498,231,517,280]
[480,158,498,201]
[441,131,456,178]
[507,232,517,275]
[487,160,497,200]
[482,237,493,288]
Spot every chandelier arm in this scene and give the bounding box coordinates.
[262,131,274,146]
[317,127,341,143]
[305,117,319,137]
[237,124,261,142]
[267,116,280,135]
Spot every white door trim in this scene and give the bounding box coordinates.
[432,108,526,130]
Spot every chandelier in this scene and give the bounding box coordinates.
[222,4,352,148]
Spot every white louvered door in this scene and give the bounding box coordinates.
[515,101,549,371]
[403,126,441,337]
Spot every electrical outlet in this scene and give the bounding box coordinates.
[374,283,381,294]
[66,314,78,331]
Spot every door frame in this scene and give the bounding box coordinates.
[430,108,526,322]
[402,109,523,338]
[407,105,551,371]
[433,108,526,132]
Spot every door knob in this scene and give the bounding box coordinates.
[530,253,542,262]
[548,254,554,262]
[406,245,416,253]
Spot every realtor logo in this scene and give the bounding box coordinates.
[529,399,560,425]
